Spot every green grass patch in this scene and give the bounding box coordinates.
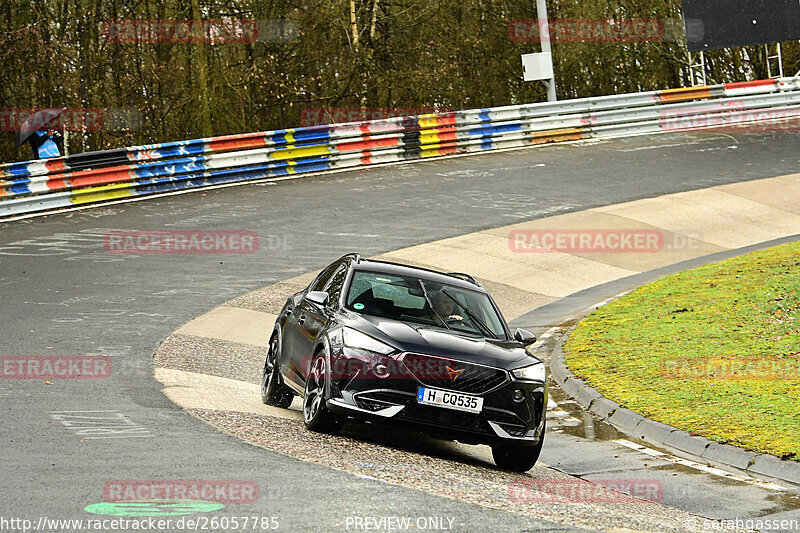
[564,241,800,460]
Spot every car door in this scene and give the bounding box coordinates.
[283,262,340,388]
[295,261,349,386]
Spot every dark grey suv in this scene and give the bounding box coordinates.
[261,253,547,472]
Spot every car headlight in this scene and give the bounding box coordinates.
[342,327,395,355]
[512,363,546,382]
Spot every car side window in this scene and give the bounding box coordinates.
[309,262,340,292]
[323,264,349,309]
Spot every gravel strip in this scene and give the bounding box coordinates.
[224,276,315,314]
[154,333,266,384]
[190,409,716,533]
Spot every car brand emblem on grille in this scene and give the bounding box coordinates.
[445,365,465,382]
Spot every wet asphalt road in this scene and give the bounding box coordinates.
[2,129,800,531]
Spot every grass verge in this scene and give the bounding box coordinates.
[565,240,800,460]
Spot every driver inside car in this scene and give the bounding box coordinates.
[428,291,465,324]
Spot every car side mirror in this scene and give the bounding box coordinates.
[306,291,329,306]
[513,328,537,345]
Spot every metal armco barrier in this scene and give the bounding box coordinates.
[3,77,800,218]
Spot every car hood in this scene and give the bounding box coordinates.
[346,313,535,368]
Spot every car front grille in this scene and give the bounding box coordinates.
[399,404,492,434]
[354,390,531,437]
[400,353,509,394]
[354,397,393,411]
[497,423,528,437]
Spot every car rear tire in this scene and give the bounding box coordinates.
[261,336,294,408]
[491,423,545,472]
[303,352,342,433]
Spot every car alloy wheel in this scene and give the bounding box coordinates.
[261,336,294,408]
[302,352,341,433]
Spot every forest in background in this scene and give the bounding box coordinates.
[1,0,797,162]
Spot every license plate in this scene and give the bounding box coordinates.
[417,387,483,414]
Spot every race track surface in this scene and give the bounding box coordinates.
[3,130,800,532]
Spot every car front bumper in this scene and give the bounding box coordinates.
[327,356,547,446]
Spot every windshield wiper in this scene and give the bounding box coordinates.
[418,280,452,331]
[440,289,499,339]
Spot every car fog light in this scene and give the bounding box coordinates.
[374,363,389,377]
[513,389,525,402]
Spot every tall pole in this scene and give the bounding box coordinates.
[349,0,359,47]
[536,0,557,101]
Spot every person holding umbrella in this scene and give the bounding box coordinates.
[15,108,66,159]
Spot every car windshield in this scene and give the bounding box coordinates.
[345,270,507,339]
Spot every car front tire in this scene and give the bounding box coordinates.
[491,423,545,472]
[302,352,342,433]
[261,335,294,408]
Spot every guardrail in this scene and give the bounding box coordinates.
[3,77,800,218]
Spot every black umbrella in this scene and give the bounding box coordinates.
[15,108,66,147]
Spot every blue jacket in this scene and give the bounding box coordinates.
[30,130,64,159]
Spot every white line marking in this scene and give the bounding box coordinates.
[84,435,154,439]
[538,326,559,340]
[49,410,122,413]
[355,474,382,482]
[315,232,381,237]
[614,439,787,491]
[529,326,560,353]
[616,141,701,152]
[546,398,581,424]
[557,399,579,405]
[584,290,633,315]
[547,410,576,419]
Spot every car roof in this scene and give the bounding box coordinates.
[351,258,486,292]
